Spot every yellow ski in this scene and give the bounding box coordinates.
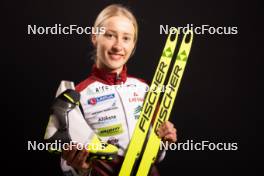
[119,28,179,176]
[136,30,194,176]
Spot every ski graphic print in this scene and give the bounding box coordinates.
[119,28,179,176]
[136,30,194,176]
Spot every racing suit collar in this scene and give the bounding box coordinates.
[91,64,127,85]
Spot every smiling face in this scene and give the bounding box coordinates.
[92,16,136,74]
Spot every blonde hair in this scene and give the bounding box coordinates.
[94,4,138,43]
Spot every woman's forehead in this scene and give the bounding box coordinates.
[102,16,135,35]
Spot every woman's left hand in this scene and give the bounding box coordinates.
[157,121,177,143]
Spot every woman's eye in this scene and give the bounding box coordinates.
[123,36,131,42]
[105,33,114,39]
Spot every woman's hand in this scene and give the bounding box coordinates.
[157,121,177,143]
[62,145,90,174]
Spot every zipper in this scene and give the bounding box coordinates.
[114,86,131,139]
[115,74,121,84]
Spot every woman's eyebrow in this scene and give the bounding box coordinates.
[105,29,116,33]
[106,29,133,35]
[123,32,133,36]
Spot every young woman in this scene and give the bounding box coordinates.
[61,4,177,176]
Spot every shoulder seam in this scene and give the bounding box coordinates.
[75,77,96,92]
[127,75,148,85]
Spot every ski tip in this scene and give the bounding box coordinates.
[183,30,194,45]
[167,27,178,42]
[176,30,193,58]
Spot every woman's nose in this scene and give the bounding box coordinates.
[112,40,122,51]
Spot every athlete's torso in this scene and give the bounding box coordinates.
[76,65,148,155]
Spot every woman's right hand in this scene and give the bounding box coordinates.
[62,145,90,174]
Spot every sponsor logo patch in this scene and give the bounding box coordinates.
[98,115,117,122]
[134,105,142,119]
[97,124,123,137]
[88,93,115,105]
[129,92,144,103]
[91,106,118,115]
[95,85,110,93]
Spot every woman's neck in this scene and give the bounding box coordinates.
[96,62,123,75]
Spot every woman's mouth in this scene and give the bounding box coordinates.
[108,52,124,60]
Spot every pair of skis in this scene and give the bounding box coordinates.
[119,28,194,176]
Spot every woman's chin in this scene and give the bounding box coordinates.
[107,59,125,68]
[106,62,124,71]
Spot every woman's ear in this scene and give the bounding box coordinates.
[91,34,97,47]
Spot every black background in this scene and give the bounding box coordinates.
[3,0,260,175]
